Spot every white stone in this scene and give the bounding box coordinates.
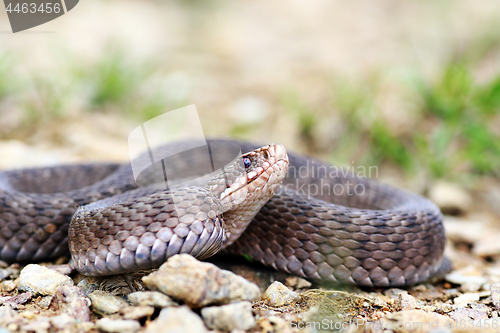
[18,264,74,296]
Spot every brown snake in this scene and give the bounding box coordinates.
[0,139,446,287]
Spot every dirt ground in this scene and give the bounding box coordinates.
[1,1,500,332]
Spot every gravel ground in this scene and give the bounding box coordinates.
[0,133,499,333]
[1,1,500,332]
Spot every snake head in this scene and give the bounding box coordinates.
[213,143,289,247]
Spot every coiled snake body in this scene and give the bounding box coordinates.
[0,140,445,287]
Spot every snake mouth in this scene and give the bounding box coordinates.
[244,144,288,184]
[219,143,288,202]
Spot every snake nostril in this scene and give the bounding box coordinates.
[263,150,269,159]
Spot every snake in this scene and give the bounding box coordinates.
[0,139,446,287]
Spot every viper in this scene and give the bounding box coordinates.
[0,139,446,287]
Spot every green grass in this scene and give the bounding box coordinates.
[0,46,190,139]
[1,40,499,181]
[279,57,500,180]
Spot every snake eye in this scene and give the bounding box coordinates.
[243,157,252,168]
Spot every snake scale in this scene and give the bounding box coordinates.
[0,139,446,287]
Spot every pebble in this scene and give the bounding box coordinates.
[473,231,500,257]
[201,301,255,331]
[128,291,177,308]
[450,307,489,322]
[142,254,260,307]
[381,310,450,331]
[0,306,23,329]
[20,317,51,333]
[486,187,500,216]
[285,276,312,289]
[383,288,408,300]
[261,281,300,307]
[120,305,155,320]
[443,216,490,245]
[76,276,102,296]
[256,316,293,333]
[0,265,19,281]
[397,292,418,310]
[0,280,17,292]
[491,283,500,310]
[145,306,207,333]
[18,264,74,296]
[88,290,129,315]
[49,286,91,322]
[428,181,472,215]
[96,318,140,333]
[46,264,73,276]
[0,292,32,309]
[50,314,76,330]
[39,296,53,308]
[446,266,486,286]
[453,293,480,307]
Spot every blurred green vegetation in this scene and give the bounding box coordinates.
[282,53,500,180]
[0,46,188,139]
[0,41,499,181]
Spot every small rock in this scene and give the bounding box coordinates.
[18,264,74,296]
[446,266,486,286]
[397,292,417,310]
[20,311,35,319]
[454,293,480,307]
[372,296,390,308]
[144,306,207,333]
[382,310,450,331]
[20,318,51,333]
[428,181,472,215]
[96,318,140,333]
[285,276,312,289]
[46,264,73,276]
[142,254,260,307]
[261,281,300,307]
[50,314,76,330]
[39,296,53,308]
[0,280,17,292]
[491,283,500,310]
[0,292,32,308]
[486,187,500,216]
[128,291,177,308]
[383,288,408,300]
[450,307,489,322]
[256,316,292,333]
[473,231,500,257]
[0,306,22,328]
[460,281,482,293]
[443,216,490,245]
[76,276,103,296]
[201,301,255,331]
[49,286,90,322]
[422,305,437,312]
[88,290,128,315]
[120,305,155,320]
[0,265,19,281]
